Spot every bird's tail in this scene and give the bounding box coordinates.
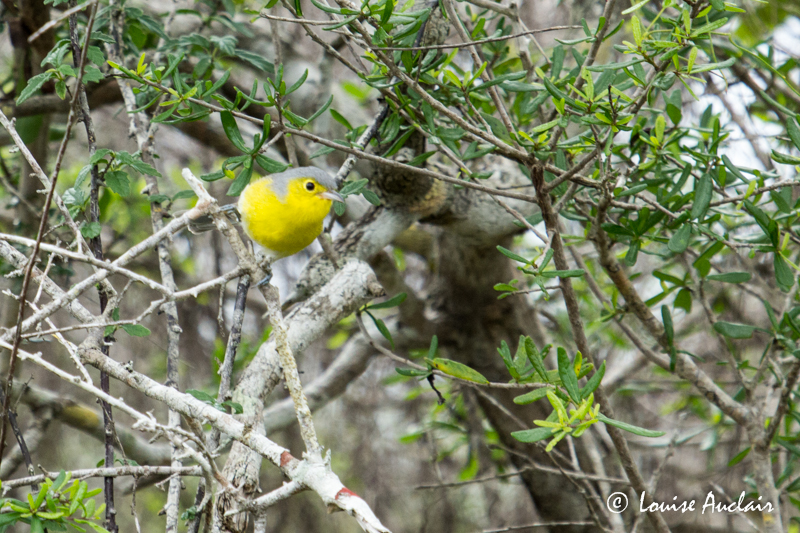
[185,204,241,234]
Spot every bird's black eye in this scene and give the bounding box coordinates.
[305,181,315,191]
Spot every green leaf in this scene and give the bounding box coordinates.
[513,387,551,405]
[727,446,750,467]
[255,155,290,175]
[148,194,169,204]
[580,361,605,399]
[82,65,104,84]
[235,49,274,73]
[69,482,87,514]
[690,173,712,220]
[771,150,800,165]
[0,511,19,527]
[479,111,511,142]
[524,337,549,382]
[674,288,692,313]
[427,335,438,360]
[621,0,649,15]
[688,57,735,74]
[121,324,151,337]
[689,17,729,37]
[307,95,334,125]
[116,152,160,177]
[511,427,554,443]
[665,89,682,124]
[662,305,674,345]
[104,171,130,197]
[596,413,665,437]
[80,222,102,239]
[774,254,795,293]
[512,336,529,378]
[220,401,244,414]
[668,224,691,253]
[744,200,778,247]
[226,164,253,197]
[501,81,544,92]
[631,15,643,46]
[497,246,528,264]
[531,119,559,134]
[283,109,308,127]
[778,437,800,458]
[557,347,580,403]
[771,188,792,214]
[362,189,381,206]
[497,340,518,379]
[17,72,53,105]
[368,313,394,348]
[285,70,308,96]
[396,367,431,377]
[541,269,585,278]
[172,190,196,201]
[329,109,353,130]
[426,358,490,384]
[407,151,436,167]
[89,148,113,165]
[381,0,394,24]
[220,111,247,152]
[339,179,369,196]
[721,155,747,183]
[310,146,336,160]
[53,471,67,492]
[186,389,216,403]
[713,321,756,339]
[787,118,800,150]
[585,58,645,72]
[369,292,407,310]
[55,79,66,100]
[706,272,751,283]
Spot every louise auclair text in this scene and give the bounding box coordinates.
[640,491,773,514]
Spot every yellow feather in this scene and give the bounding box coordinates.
[237,176,334,258]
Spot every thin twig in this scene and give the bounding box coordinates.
[0,49,89,469]
[379,26,581,51]
[354,312,550,389]
[530,166,671,533]
[0,387,36,486]
[66,4,117,529]
[2,466,203,491]
[27,0,97,43]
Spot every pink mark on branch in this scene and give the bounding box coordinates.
[280,451,294,467]
[336,487,359,500]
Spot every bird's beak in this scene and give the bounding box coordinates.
[319,190,345,203]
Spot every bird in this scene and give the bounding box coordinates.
[189,166,344,285]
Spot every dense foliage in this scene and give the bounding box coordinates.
[2,0,800,531]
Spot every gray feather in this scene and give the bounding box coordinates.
[186,204,240,234]
[257,166,337,201]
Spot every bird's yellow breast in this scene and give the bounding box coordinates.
[238,177,333,258]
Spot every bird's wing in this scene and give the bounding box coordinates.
[186,204,241,234]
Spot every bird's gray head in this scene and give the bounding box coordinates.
[267,167,338,200]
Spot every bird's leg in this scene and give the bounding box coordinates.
[256,264,273,287]
[219,203,241,223]
[254,248,273,287]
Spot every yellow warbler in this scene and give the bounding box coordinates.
[190,166,343,285]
